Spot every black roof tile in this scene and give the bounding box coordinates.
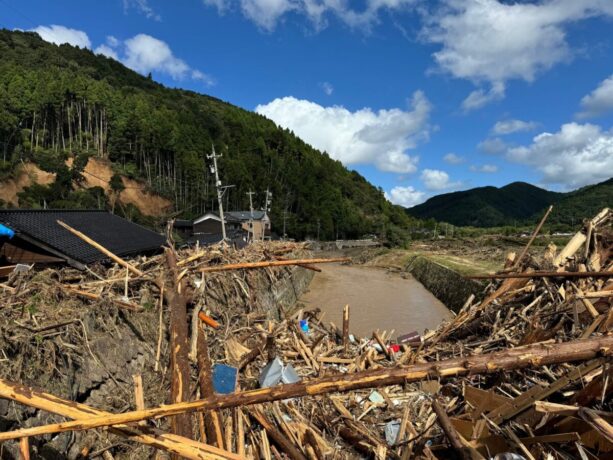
[0,209,165,265]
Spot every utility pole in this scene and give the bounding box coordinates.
[262,189,272,243]
[207,145,226,241]
[247,190,255,241]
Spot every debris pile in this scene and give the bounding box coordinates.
[0,210,611,459]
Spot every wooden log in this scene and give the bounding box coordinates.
[373,330,391,360]
[1,335,611,441]
[62,286,143,312]
[198,258,349,273]
[579,407,613,443]
[466,271,613,280]
[513,205,553,269]
[342,304,350,353]
[0,379,240,460]
[56,220,144,276]
[19,437,30,460]
[197,324,225,449]
[247,407,308,460]
[578,290,613,299]
[164,248,193,446]
[132,374,145,426]
[431,399,471,460]
[273,256,322,273]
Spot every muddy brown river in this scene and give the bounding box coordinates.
[298,264,452,338]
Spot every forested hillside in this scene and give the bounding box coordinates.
[407,182,563,227]
[0,30,414,241]
[407,179,613,229]
[546,178,613,227]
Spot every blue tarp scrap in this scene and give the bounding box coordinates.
[0,224,14,239]
[212,363,238,394]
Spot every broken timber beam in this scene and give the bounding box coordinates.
[466,271,613,280]
[0,379,240,460]
[198,258,349,273]
[0,335,611,441]
[197,324,225,449]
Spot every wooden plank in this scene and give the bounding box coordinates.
[486,359,604,424]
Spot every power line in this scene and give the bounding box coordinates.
[0,0,38,27]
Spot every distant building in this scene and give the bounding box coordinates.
[225,211,271,241]
[0,209,165,269]
[188,210,271,244]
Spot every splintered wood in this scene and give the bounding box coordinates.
[0,209,611,459]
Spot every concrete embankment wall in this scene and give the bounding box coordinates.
[259,265,315,319]
[404,255,484,313]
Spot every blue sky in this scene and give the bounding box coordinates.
[2,0,613,207]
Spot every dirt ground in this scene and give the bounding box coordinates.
[352,235,572,276]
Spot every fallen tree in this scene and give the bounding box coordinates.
[0,334,610,441]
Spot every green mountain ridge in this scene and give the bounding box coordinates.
[0,29,414,241]
[407,179,613,228]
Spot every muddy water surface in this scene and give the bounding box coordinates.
[298,264,452,338]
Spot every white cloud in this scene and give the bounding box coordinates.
[320,81,334,95]
[470,164,498,173]
[31,26,203,82]
[31,25,91,48]
[462,82,505,112]
[240,0,296,30]
[201,0,417,31]
[420,168,460,191]
[506,122,613,188]
[256,91,431,173]
[478,137,507,154]
[123,34,189,79]
[492,119,538,135]
[385,186,426,208]
[94,44,119,60]
[422,0,613,109]
[443,153,465,164]
[577,74,613,119]
[123,0,161,21]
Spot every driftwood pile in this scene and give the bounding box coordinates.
[0,209,611,460]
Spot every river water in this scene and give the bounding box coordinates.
[298,264,452,339]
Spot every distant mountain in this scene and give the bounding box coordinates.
[406,180,613,227]
[547,178,613,227]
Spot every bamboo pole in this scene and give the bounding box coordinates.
[466,271,613,280]
[0,335,611,441]
[198,258,349,273]
[0,379,241,460]
[56,220,144,276]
